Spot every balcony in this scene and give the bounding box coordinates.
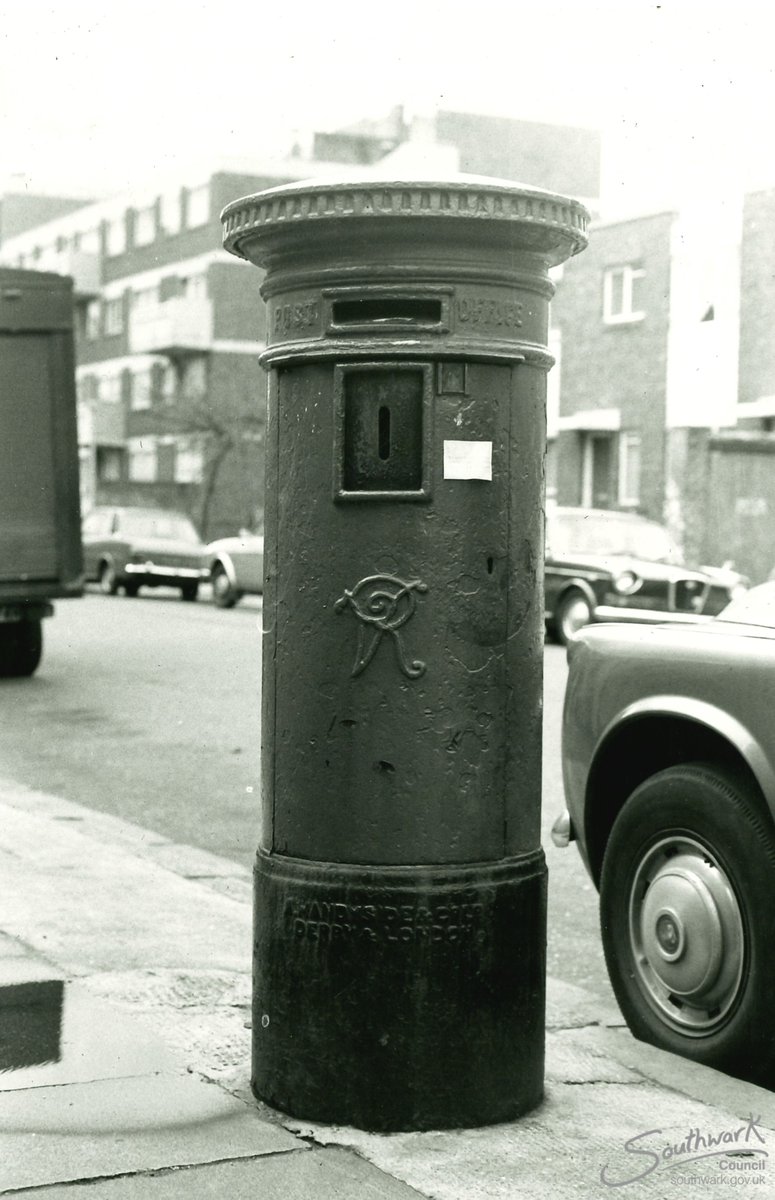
[129,297,214,357]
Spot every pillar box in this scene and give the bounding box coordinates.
[222,177,588,1131]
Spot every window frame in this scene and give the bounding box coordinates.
[618,431,642,507]
[603,263,646,325]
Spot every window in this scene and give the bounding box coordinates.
[174,437,204,483]
[104,297,124,336]
[105,215,127,257]
[96,447,124,483]
[186,184,210,228]
[182,357,207,398]
[134,204,157,247]
[161,363,177,404]
[160,189,182,235]
[581,432,615,508]
[86,301,101,340]
[128,437,157,482]
[99,374,121,404]
[619,433,642,506]
[603,264,645,324]
[131,368,152,411]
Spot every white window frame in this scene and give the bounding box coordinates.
[174,436,204,483]
[161,363,177,404]
[105,216,127,257]
[128,437,157,482]
[131,368,152,411]
[186,184,210,229]
[85,301,101,340]
[104,297,124,336]
[603,264,645,324]
[160,189,182,235]
[134,204,156,247]
[618,432,642,507]
[99,374,121,405]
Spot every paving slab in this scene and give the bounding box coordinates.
[0,1072,302,1193]
[6,1146,426,1200]
[283,1082,775,1200]
[0,802,251,976]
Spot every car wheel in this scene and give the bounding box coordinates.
[180,582,199,602]
[99,561,120,596]
[211,563,241,609]
[0,620,43,678]
[600,762,775,1086]
[124,581,140,598]
[554,588,592,645]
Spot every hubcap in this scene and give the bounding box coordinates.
[560,595,590,640]
[629,835,744,1036]
[213,570,230,597]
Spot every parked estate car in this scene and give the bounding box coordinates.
[206,534,264,608]
[545,506,745,644]
[553,581,775,1087]
[83,507,209,601]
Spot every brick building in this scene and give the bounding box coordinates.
[550,188,775,583]
[0,109,601,540]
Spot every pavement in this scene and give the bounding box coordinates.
[2,780,775,1200]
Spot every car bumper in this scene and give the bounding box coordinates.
[551,809,575,848]
[591,605,722,627]
[125,564,209,582]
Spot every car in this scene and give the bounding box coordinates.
[552,581,775,1087]
[82,507,209,601]
[544,506,746,645]
[206,534,264,608]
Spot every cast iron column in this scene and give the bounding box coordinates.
[222,178,588,1131]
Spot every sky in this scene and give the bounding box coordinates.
[1,0,774,219]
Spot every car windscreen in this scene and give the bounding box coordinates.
[121,513,200,543]
[547,513,681,563]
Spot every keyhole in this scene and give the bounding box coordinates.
[378,406,391,460]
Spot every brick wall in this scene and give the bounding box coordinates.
[551,211,675,520]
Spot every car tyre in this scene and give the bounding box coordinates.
[600,762,775,1086]
[0,620,43,678]
[211,563,241,609]
[99,561,120,596]
[553,588,592,645]
[180,582,199,602]
[124,581,140,598]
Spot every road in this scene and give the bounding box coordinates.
[0,589,610,999]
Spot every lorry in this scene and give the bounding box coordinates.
[0,267,83,676]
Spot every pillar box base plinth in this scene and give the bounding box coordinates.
[252,848,547,1132]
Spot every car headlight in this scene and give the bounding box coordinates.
[613,570,641,595]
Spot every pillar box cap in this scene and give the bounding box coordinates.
[221,174,589,271]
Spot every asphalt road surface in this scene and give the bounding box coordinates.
[0,588,610,999]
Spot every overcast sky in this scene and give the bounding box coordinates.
[1,0,774,218]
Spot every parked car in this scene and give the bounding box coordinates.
[545,506,746,644]
[553,581,775,1086]
[82,507,209,601]
[206,534,264,608]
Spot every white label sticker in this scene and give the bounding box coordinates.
[443,440,493,480]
